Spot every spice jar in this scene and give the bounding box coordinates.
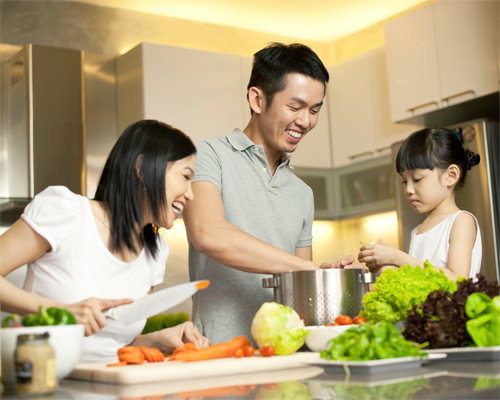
[14,332,56,396]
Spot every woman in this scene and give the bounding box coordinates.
[0,120,209,363]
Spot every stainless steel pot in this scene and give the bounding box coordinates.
[263,269,378,326]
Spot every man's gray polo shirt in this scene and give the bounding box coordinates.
[189,128,314,344]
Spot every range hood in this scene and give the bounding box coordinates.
[0,44,86,225]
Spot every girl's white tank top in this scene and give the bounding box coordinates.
[408,210,482,279]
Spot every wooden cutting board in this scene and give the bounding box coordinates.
[68,352,323,385]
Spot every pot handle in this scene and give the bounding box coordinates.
[359,272,379,284]
[262,276,280,288]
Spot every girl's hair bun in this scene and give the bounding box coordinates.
[465,150,481,170]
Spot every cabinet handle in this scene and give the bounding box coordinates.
[375,146,391,153]
[348,151,374,160]
[407,101,438,113]
[441,89,475,102]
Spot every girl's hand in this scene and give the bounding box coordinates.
[65,297,133,337]
[358,239,400,271]
[133,321,209,353]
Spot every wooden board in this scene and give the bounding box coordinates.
[68,352,323,385]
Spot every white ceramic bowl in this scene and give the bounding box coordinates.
[1,324,85,386]
[304,325,356,352]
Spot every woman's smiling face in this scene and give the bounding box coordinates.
[163,154,195,229]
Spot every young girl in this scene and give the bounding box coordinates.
[358,127,482,280]
[0,120,209,363]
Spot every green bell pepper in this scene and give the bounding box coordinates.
[46,307,77,325]
[22,306,77,326]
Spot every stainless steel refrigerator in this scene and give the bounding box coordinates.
[391,119,499,281]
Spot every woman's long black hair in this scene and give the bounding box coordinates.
[396,127,480,190]
[94,120,196,259]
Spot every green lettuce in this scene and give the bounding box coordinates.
[320,321,427,361]
[251,302,307,355]
[360,261,457,323]
[465,293,500,346]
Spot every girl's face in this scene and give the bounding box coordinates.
[163,154,195,229]
[399,168,451,214]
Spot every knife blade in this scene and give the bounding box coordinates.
[103,280,209,326]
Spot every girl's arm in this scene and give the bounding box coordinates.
[446,212,477,280]
[358,239,423,271]
[0,219,133,336]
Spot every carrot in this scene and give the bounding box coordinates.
[106,361,127,367]
[171,342,198,356]
[118,346,145,364]
[169,336,250,362]
[139,346,166,362]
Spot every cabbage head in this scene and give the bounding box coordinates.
[251,302,307,355]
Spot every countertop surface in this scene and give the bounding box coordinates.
[1,358,499,399]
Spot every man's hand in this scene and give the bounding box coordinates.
[320,255,365,269]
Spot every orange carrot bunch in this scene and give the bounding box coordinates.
[107,346,165,367]
[168,336,251,362]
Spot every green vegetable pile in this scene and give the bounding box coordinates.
[360,261,457,324]
[251,302,308,356]
[466,293,500,347]
[320,321,427,361]
[2,306,76,327]
[403,275,500,349]
[142,312,190,334]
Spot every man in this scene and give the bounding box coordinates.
[183,43,357,344]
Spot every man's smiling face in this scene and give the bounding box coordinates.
[257,72,325,156]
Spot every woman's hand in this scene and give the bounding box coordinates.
[321,254,365,269]
[65,297,133,337]
[358,239,401,272]
[132,321,209,354]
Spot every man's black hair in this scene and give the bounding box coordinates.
[247,43,329,113]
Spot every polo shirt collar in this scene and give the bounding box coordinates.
[227,129,293,168]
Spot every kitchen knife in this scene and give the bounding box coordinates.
[103,280,209,326]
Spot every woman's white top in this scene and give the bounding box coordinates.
[408,210,482,279]
[21,186,169,363]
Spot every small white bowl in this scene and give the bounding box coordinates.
[304,325,356,352]
[1,324,85,386]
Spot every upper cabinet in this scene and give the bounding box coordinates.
[328,47,421,168]
[384,0,499,123]
[116,43,252,142]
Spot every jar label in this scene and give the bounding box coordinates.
[15,360,33,383]
[46,359,56,388]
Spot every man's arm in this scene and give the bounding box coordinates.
[183,181,318,274]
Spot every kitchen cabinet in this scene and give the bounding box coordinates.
[334,155,395,219]
[328,48,420,168]
[290,167,335,219]
[116,42,251,142]
[384,0,499,123]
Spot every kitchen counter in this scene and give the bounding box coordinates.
[1,359,499,399]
